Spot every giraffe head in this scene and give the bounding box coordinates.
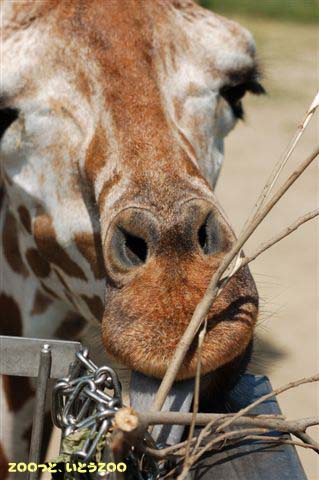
[1,0,262,382]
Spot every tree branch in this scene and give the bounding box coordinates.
[242,91,319,230]
[227,209,319,280]
[216,373,319,432]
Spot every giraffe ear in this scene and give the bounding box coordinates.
[0,106,19,140]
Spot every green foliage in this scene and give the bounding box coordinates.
[198,0,318,23]
[50,428,107,464]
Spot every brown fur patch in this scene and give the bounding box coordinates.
[26,248,51,278]
[17,205,32,233]
[2,375,35,412]
[34,213,87,280]
[81,294,104,321]
[85,124,108,183]
[0,294,22,335]
[31,289,53,315]
[54,312,86,340]
[74,231,105,279]
[98,172,122,211]
[2,210,29,277]
[0,442,9,480]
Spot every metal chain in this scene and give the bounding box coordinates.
[52,348,161,479]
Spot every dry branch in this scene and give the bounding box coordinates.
[216,373,319,432]
[139,412,285,426]
[243,91,319,230]
[294,431,319,451]
[139,412,318,431]
[227,208,319,280]
[181,319,207,473]
[236,435,319,452]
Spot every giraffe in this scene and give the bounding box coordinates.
[0,0,263,476]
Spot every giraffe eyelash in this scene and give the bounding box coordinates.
[220,80,266,120]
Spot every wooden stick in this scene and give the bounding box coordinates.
[293,432,319,452]
[181,319,207,473]
[139,412,289,426]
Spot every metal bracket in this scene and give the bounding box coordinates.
[0,335,82,480]
[0,335,81,378]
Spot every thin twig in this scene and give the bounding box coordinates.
[189,425,319,470]
[226,209,319,280]
[141,414,318,456]
[293,432,319,452]
[181,319,207,475]
[165,433,319,478]
[233,435,319,453]
[190,428,270,464]
[242,91,319,230]
[216,373,319,432]
[146,418,319,460]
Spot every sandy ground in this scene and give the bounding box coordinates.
[214,17,318,479]
[44,17,318,480]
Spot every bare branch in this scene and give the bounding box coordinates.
[141,412,318,463]
[216,373,319,432]
[233,435,319,453]
[139,412,318,431]
[294,432,319,451]
[243,91,319,229]
[229,209,319,278]
[190,428,270,464]
[181,319,207,475]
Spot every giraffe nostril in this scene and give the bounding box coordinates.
[112,226,148,268]
[197,212,222,255]
[198,220,209,253]
[104,207,158,280]
[122,228,148,264]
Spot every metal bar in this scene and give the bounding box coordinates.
[0,335,81,378]
[28,344,52,480]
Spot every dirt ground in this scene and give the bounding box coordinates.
[214,17,318,479]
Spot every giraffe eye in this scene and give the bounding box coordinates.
[220,80,265,119]
[0,107,19,140]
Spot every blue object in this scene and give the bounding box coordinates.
[190,374,307,479]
